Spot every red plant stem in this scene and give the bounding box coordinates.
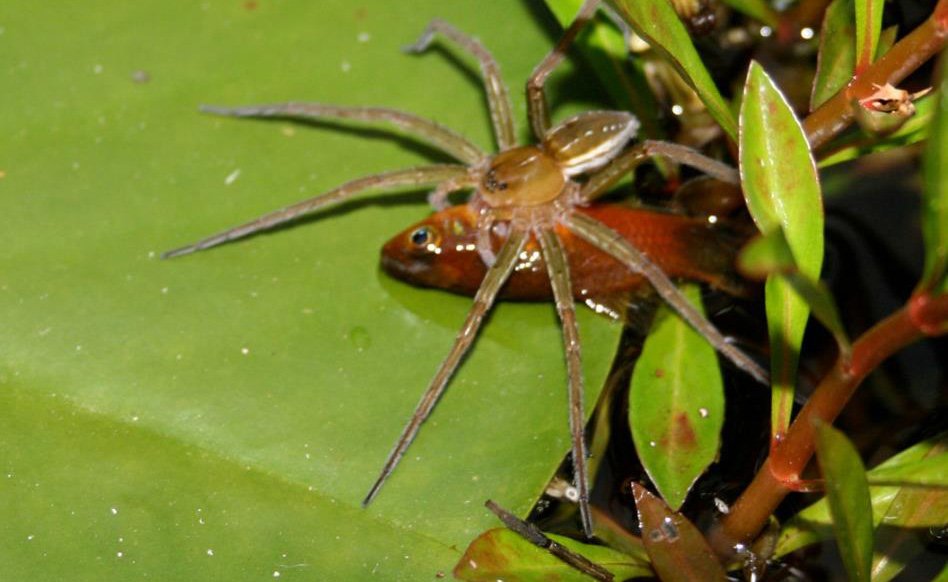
[803,0,948,150]
[710,293,948,554]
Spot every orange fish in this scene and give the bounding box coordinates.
[381,203,751,301]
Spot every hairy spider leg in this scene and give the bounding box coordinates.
[537,227,593,537]
[565,212,770,384]
[199,103,486,164]
[526,0,602,139]
[580,140,740,202]
[427,172,477,211]
[406,19,517,151]
[162,165,470,258]
[362,229,529,507]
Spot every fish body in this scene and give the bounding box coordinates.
[381,204,750,301]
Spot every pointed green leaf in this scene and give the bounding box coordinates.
[921,52,948,293]
[454,527,652,581]
[740,61,825,435]
[855,0,885,71]
[814,423,875,582]
[812,0,857,109]
[777,434,947,557]
[632,483,728,581]
[869,436,947,581]
[611,0,738,139]
[629,284,724,510]
[739,229,851,355]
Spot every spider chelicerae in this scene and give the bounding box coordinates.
[164,0,768,537]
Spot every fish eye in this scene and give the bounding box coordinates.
[409,225,439,248]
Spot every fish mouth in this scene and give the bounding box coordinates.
[379,240,435,285]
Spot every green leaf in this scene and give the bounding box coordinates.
[0,385,458,579]
[855,0,885,72]
[814,423,874,582]
[632,483,728,581]
[629,284,724,510]
[611,0,738,140]
[921,52,948,293]
[776,434,947,557]
[454,527,652,581]
[719,0,779,27]
[811,0,857,110]
[739,230,851,356]
[740,61,825,435]
[544,0,666,139]
[0,1,620,578]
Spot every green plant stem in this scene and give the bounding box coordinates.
[709,293,948,555]
[803,0,948,150]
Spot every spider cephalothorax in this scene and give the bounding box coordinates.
[164,1,767,537]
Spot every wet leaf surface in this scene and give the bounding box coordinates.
[0,1,621,578]
[629,284,724,510]
[632,483,728,581]
[740,61,825,434]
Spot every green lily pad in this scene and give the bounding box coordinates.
[0,1,620,577]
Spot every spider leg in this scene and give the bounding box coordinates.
[363,229,528,507]
[200,103,485,165]
[426,172,476,211]
[526,0,602,139]
[580,140,740,202]
[475,210,498,267]
[405,19,517,151]
[163,165,469,259]
[565,212,770,385]
[537,227,594,538]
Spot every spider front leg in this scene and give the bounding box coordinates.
[565,212,770,385]
[405,19,517,151]
[527,0,602,139]
[363,229,528,506]
[199,103,485,165]
[537,227,594,538]
[580,140,740,203]
[163,165,469,258]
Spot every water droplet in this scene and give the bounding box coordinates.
[206,548,214,556]
[649,441,657,447]
[110,507,119,515]
[348,326,371,352]
[241,347,250,355]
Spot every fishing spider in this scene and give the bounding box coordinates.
[165,0,768,537]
